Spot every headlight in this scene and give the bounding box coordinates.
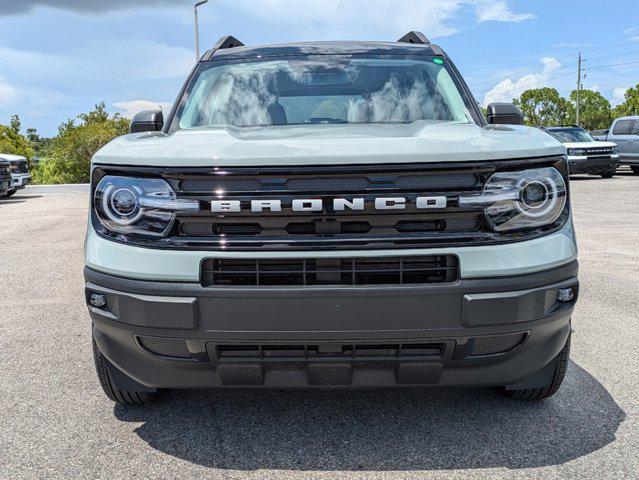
[568,148,585,156]
[611,146,618,154]
[94,175,199,237]
[459,167,567,232]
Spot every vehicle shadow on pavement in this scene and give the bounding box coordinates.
[0,195,43,204]
[114,361,625,471]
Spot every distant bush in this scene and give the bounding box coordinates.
[31,102,129,184]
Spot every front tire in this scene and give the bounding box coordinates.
[93,338,157,405]
[501,334,570,400]
[600,170,615,179]
[631,166,639,174]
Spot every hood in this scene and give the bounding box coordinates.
[562,141,617,149]
[93,121,565,167]
[0,153,27,162]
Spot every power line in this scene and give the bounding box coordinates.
[581,38,639,54]
[583,77,639,90]
[469,52,577,87]
[469,38,639,89]
[585,59,639,71]
[576,52,583,126]
[584,49,639,62]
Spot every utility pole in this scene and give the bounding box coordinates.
[194,1,209,61]
[576,52,582,127]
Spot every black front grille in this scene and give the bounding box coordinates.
[201,255,458,286]
[215,342,445,360]
[179,215,482,238]
[168,164,497,250]
[180,173,479,193]
[584,147,614,156]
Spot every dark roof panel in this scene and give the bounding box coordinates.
[203,41,436,61]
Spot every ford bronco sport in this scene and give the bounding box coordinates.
[85,32,578,405]
[542,126,619,178]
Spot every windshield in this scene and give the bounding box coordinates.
[175,56,473,129]
[548,128,595,143]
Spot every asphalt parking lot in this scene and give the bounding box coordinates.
[1,173,638,479]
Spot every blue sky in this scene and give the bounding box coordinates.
[1,0,638,137]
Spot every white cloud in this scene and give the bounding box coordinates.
[113,100,173,119]
[0,77,17,107]
[225,1,534,40]
[226,0,461,39]
[0,74,65,122]
[481,57,562,106]
[551,42,581,50]
[474,0,536,23]
[0,0,189,16]
[613,87,628,104]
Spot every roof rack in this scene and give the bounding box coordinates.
[397,31,430,45]
[201,35,245,61]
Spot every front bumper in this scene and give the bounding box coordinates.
[86,261,578,389]
[10,173,31,190]
[568,154,619,174]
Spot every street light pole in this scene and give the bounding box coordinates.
[194,0,209,61]
[576,52,582,127]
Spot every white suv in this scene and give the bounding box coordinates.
[543,126,619,178]
[85,32,578,405]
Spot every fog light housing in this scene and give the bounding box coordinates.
[557,288,575,303]
[89,293,107,308]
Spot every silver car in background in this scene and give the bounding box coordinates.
[592,116,639,174]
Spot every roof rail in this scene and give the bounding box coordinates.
[397,31,430,45]
[201,35,245,61]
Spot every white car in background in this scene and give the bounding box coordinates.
[0,154,32,196]
[542,126,619,178]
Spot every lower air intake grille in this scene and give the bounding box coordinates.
[216,343,445,360]
[138,336,192,359]
[201,255,458,287]
[470,332,527,356]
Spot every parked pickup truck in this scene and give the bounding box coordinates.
[591,116,639,174]
[0,154,32,197]
[85,32,578,405]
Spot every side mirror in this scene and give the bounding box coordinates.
[486,103,524,125]
[130,110,164,133]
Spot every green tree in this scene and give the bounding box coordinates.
[569,89,612,130]
[32,102,129,184]
[513,88,573,126]
[613,84,639,117]
[25,127,53,158]
[9,114,21,134]
[0,124,34,159]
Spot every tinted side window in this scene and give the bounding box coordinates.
[632,121,639,135]
[612,119,633,135]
